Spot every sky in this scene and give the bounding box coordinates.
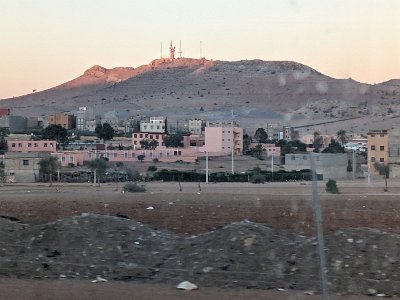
[0,0,399,99]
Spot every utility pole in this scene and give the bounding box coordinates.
[271,153,274,180]
[205,151,209,183]
[309,153,329,298]
[352,150,356,180]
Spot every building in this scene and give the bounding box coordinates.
[284,153,348,179]
[367,130,389,175]
[7,140,57,153]
[140,116,166,133]
[0,108,10,118]
[249,143,281,158]
[4,152,50,183]
[301,134,332,151]
[0,116,28,133]
[204,126,243,155]
[76,107,98,132]
[132,132,166,149]
[48,113,76,129]
[188,118,204,135]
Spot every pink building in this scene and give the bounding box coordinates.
[203,127,243,155]
[250,143,281,157]
[53,147,199,166]
[132,132,166,149]
[7,140,57,153]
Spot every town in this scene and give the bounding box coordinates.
[0,105,392,185]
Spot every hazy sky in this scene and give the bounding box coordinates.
[0,0,399,99]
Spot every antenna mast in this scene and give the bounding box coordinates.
[160,42,163,58]
[200,41,202,58]
[178,40,182,58]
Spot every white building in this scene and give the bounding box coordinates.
[140,116,166,133]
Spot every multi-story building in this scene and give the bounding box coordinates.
[132,132,166,149]
[204,125,243,155]
[188,118,204,135]
[76,107,97,132]
[48,113,76,129]
[367,130,389,175]
[140,116,166,133]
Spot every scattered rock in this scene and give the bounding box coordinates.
[177,281,198,290]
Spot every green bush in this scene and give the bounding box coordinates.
[148,165,157,172]
[116,162,124,167]
[250,174,265,184]
[326,179,339,194]
[123,183,146,193]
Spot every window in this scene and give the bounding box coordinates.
[140,134,143,138]
[371,157,376,162]
[134,134,137,138]
[34,143,38,147]
[380,146,385,150]
[371,145,375,150]
[44,143,48,147]
[28,143,32,147]
[22,160,29,166]
[380,158,385,162]
[11,143,15,147]
[291,155,296,160]
[18,143,22,147]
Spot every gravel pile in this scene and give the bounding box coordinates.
[0,214,399,296]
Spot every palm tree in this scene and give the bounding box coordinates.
[336,130,348,145]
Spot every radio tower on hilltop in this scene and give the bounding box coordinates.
[178,40,182,58]
[169,41,175,61]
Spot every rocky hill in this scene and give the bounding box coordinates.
[1,58,400,132]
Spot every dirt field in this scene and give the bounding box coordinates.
[1,180,399,235]
[1,180,400,299]
[0,278,375,300]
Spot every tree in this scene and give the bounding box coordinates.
[312,132,323,153]
[242,134,252,155]
[164,134,184,148]
[322,140,344,153]
[95,123,114,141]
[374,162,389,192]
[0,136,7,154]
[140,139,159,150]
[336,130,348,145]
[42,125,68,148]
[249,144,265,160]
[39,156,59,186]
[254,128,268,143]
[137,154,145,163]
[87,158,108,186]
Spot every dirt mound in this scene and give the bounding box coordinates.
[0,214,399,297]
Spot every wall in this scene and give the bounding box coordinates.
[4,152,50,183]
[284,153,348,180]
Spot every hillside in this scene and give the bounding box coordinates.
[1,58,400,132]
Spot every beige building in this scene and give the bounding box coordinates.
[48,113,76,129]
[188,118,204,135]
[367,130,389,175]
[4,152,50,183]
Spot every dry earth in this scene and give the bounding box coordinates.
[1,181,400,298]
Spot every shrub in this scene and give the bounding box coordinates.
[148,165,157,172]
[116,162,124,167]
[153,158,159,163]
[326,179,339,194]
[123,183,146,193]
[250,174,265,184]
